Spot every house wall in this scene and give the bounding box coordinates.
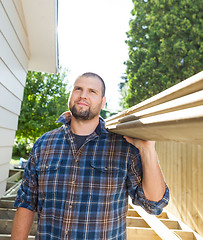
[156,141,203,236]
[0,0,29,197]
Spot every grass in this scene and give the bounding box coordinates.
[10,156,20,165]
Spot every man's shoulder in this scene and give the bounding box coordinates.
[104,131,140,155]
[34,126,64,148]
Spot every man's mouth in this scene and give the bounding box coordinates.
[77,101,89,107]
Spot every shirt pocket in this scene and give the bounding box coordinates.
[90,158,127,192]
[36,165,58,199]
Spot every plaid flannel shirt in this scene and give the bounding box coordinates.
[14,112,169,240]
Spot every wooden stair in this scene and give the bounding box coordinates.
[127,200,203,240]
[0,169,202,239]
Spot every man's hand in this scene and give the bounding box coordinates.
[124,136,155,153]
[124,136,166,202]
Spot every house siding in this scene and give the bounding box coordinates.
[0,0,28,197]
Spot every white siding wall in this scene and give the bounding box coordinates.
[0,0,29,197]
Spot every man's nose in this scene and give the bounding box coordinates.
[79,90,88,99]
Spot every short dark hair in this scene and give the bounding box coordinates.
[80,72,106,97]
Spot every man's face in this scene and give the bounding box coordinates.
[68,76,106,120]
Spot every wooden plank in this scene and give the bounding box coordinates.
[197,145,203,236]
[0,83,22,115]
[1,0,29,56]
[0,59,25,101]
[0,234,35,240]
[0,219,37,235]
[156,211,169,220]
[186,144,193,228]
[0,180,7,199]
[7,171,23,183]
[181,143,187,224]
[0,32,27,86]
[0,2,28,71]
[129,200,181,240]
[107,106,203,144]
[106,71,203,124]
[119,90,203,122]
[0,208,16,219]
[9,169,24,177]
[6,182,16,191]
[126,217,150,228]
[191,144,198,234]
[0,200,15,209]
[3,180,22,197]
[0,107,19,131]
[176,142,182,220]
[127,227,161,240]
[0,208,37,221]
[128,204,133,209]
[160,219,181,230]
[173,230,195,240]
[127,209,141,217]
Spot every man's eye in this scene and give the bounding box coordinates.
[91,90,96,93]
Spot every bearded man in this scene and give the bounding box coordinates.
[11,72,169,240]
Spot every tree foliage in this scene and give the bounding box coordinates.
[122,0,203,108]
[16,69,70,142]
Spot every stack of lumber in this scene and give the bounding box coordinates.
[106,71,203,145]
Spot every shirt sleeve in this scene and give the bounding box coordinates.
[14,148,38,212]
[126,152,169,215]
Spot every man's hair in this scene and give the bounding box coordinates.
[80,72,106,97]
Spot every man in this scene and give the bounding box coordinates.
[11,72,169,240]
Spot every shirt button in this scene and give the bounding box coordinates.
[104,167,108,171]
[69,204,72,208]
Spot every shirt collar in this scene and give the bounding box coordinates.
[56,111,108,136]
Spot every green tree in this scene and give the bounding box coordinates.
[122,0,203,108]
[16,69,70,143]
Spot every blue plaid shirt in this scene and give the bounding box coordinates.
[14,112,169,240]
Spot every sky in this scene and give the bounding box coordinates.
[58,0,134,112]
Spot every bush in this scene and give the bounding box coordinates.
[12,137,33,159]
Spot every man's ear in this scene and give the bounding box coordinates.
[101,96,106,109]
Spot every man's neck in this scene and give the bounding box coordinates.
[70,116,100,136]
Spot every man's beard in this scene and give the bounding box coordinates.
[70,104,98,120]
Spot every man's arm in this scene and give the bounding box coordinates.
[124,137,166,202]
[11,207,35,240]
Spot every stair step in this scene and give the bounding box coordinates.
[127,209,141,217]
[0,200,15,209]
[0,208,37,221]
[0,209,16,219]
[156,211,169,219]
[160,219,182,230]
[127,217,150,228]
[127,227,162,240]
[173,230,197,240]
[0,220,37,236]
[0,234,34,240]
